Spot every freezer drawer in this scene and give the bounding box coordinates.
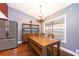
[0,38,17,51]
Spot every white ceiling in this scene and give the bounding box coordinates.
[8,3,72,18]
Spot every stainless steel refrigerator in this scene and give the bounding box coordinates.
[0,19,18,51]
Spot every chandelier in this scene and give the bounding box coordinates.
[36,5,46,23]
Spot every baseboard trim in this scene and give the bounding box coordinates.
[60,46,78,56]
[18,41,22,44]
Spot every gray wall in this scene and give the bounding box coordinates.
[8,7,38,43]
[46,4,79,52]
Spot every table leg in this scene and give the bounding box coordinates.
[57,41,60,56]
[42,46,47,56]
[51,46,53,56]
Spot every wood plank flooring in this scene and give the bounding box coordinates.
[0,43,73,56]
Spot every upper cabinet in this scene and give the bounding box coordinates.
[0,3,8,18]
[22,24,39,33]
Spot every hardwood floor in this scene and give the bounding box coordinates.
[0,43,37,56]
[0,43,73,56]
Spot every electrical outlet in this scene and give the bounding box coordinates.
[76,49,79,53]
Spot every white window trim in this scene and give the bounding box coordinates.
[43,14,66,43]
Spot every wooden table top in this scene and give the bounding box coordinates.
[29,35,60,47]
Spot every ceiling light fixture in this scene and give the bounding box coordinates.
[36,5,46,23]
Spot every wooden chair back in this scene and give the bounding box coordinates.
[48,34,54,39]
[41,33,45,37]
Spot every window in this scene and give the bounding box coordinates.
[43,14,66,43]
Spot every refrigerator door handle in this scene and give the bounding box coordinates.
[6,21,9,38]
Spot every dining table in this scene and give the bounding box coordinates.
[28,35,60,56]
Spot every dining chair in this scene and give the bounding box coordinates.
[40,33,45,37]
[48,34,54,39]
[47,34,54,55]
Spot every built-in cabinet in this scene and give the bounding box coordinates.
[22,23,39,43]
